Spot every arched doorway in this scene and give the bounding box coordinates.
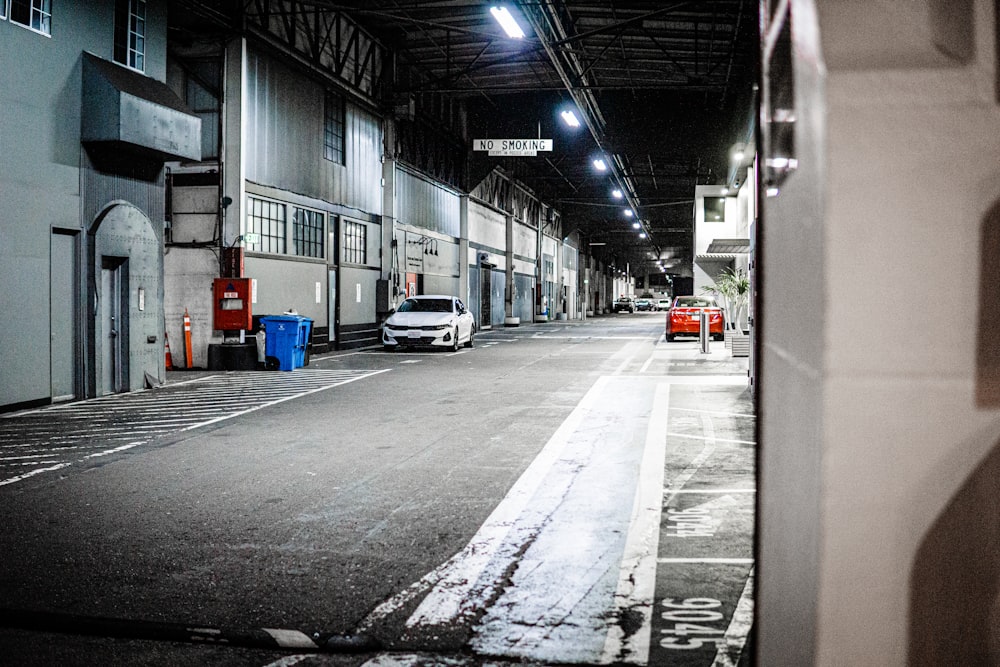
[89,202,164,396]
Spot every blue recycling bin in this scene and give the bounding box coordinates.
[260,315,312,371]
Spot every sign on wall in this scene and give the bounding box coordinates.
[473,139,553,157]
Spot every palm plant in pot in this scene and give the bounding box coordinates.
[702,267,750,350]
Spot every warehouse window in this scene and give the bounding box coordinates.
[704,196,726,222]
[324,89,345,164]
[293,208,325,258]
[343,220,366,264]
[114,0,146,71]
[247,196,286,254]
[10,0,51,35]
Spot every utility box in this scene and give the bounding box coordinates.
[213,277,252,331]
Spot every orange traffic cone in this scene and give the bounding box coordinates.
[164,332,173,370]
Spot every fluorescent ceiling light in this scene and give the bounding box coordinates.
[560,110,580,127]
[592,159,607,171]
[639,232,647,239]
[624,209,633,217]
[632,222,640,229]
[490,7,525,39]
[611,189,623,199]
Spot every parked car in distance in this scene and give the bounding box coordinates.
[612,297,635,313]
[382,295,475,351]
[656,298,672,311]
[665,295,724,341]
[634,298,654,311]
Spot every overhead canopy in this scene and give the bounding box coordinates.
[81,53,201,163]
[705,238,752,254]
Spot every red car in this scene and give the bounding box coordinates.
[665,296,725,341]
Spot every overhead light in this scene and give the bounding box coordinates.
[623,209,633,217]
[721,187,729,195]
[639,232,647,239]
[593,158,607,171]
[632,222,640,229]
[733,151,745,162]
[611,189,623,199]
[490,6,525,39]
[560,110,580,127]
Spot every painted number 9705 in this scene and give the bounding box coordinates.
[659,597,726,650]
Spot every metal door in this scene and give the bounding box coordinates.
[479,265,491,329]
[101,258,127,394]
[50,231,78,401]
[328,269,337,343]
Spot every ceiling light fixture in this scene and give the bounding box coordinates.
[560,110,580,127]
[639,232,647,239]
[611,189,623,199]
[632,222,640,229]
[624,209,633,217]
[490,6,525,39]
[592,158,607,171]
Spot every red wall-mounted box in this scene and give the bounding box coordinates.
[213,277,253,331]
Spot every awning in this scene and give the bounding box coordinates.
[705,238,751,254]
[81,53,201,162]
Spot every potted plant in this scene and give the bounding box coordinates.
[702,267,750,353]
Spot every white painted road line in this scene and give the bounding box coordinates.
[665,432,757,446]
[657,558,755,564]
[600,382,671,665]
[357,376,609,632]
[711,568,755,667]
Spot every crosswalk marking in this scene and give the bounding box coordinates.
[0,369,388,487]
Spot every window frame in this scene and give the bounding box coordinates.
[324,89,345,165]
[342,220,367,265]
[246,196,287,255]
[114,0,146,72]
[1,0,8,21]
[9,0,51,36]
[292,206,325,259]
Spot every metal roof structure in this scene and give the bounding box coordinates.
[171,0,757,278]
[338,0,758,277]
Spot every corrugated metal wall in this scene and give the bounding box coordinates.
[395,168,461,238]
[244,48,382,216]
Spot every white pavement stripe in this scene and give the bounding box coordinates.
[665,432,756,445]
[657,558,755,564]
[600,382,670,665]
[670,407,756,419]
[385,377,610,630]
[711,568,755,667]
[262,628,320,649]
[666,489,755,494]
[0,369,389,488]
[0,462,74,486]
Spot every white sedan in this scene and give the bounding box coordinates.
[382,295,476,351]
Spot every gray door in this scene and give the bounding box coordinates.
[328,269,337,343]
[479,265,491,329]
[50,231,78,401]
[101,258,127,395]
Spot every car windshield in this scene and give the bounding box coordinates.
[676,297,717,308]
[397,298,453,313]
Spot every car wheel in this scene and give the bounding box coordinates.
[666,333,676,342]
[464,328,474,348]
[451,327,460,351]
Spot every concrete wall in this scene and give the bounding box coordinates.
[0,1,172,407]
[758,0,1000,664]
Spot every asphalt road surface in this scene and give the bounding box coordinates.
[0,313,755,666]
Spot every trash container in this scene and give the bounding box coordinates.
[260,315,312,371]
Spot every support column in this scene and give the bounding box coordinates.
[504,213,518,326]
[221,37,246,249]
[459,195,469,305]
